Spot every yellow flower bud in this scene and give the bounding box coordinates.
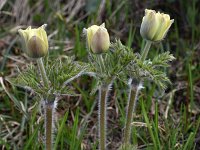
[140,9,174,42]
[86,23,110,54]
[18,24,48,58]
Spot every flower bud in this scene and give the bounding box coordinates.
[18,24,48,58]
[86,23,110,54]
[140,9,174,42]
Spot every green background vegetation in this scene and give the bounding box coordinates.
[0,0,200,149]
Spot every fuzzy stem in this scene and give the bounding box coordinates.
[37,58,49,88]
[44,101,55,150]
[123,41,152,145]
[98,83,111,150]
[141,41,152,61]
[124,82,141,145]
[99,54,106,72]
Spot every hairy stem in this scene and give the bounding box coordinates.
[37,58,49,88]
[44,101,55,150]
[124,82,142,145]
[98,83,112,150]
[141,41,152,61]
[99,54,106,72]
[36,58,53,150]
[123,41,152,145]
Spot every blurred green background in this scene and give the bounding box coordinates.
[0,0,200,149]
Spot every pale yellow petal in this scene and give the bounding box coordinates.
[140,10,159,40]
[91,27,110,53]
[86,25,100,49]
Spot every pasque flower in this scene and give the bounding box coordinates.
[18,24,48,58]
[86,23,110,54]
[140,9,174,42]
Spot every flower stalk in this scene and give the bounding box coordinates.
[37,58,49,88]
[141,41,152,61]
[98,83,112,150]
[124,80,142,145]
[37,58,55,150]
[36,58,53,150]
[123,40,152,145]
[44,100,56,150]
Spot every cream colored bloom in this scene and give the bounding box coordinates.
[86,23,110,54]
[18,24,48,58]
[140,9,174,41]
